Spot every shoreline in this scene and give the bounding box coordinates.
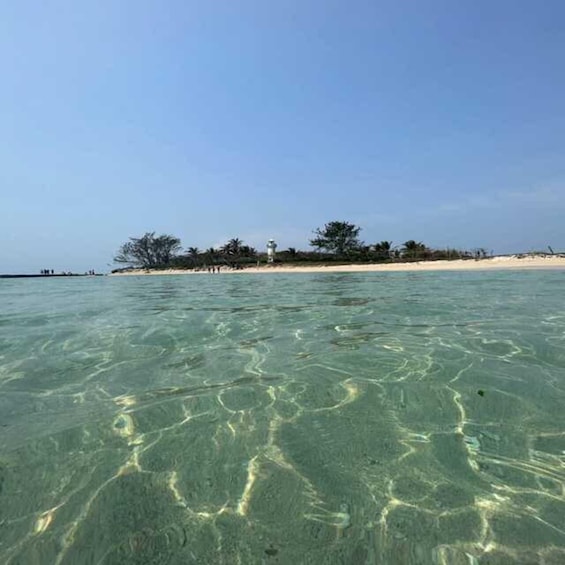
[109,255,565,276]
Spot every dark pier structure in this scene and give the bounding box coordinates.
[0,274,104,279]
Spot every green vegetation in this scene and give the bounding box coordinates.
[114,232,182,269]
[112,221,491,271]
[309,221,362,255]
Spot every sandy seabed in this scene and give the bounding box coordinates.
[110,255,565,276]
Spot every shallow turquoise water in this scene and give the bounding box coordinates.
[1,271,565,564]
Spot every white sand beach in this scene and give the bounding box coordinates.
[110,255,565,275]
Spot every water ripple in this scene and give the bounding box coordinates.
[1,271,564,563]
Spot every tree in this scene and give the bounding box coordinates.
[185,247,201,267]
[239,245,257,258]
[114,232,182,268]
[402,240,429,259]
[204,247,219,263]
[221,238,243,257]
[309,221,362,255]
[373,240,393,260]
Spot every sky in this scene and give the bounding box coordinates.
[1,0,564,273]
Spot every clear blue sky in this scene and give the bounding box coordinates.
[1,0,564,273]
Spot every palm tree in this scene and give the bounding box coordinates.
[239,245,257,258]
[186,247,201,267]
[205,247,219,263]
[373,240,393,260]
[402,240,429,259]
[221,238,243,256]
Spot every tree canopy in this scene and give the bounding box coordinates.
[309,221,362,254]
[402,240,430,259]
[112,224,485,272]
[372,240,393,259]
[114,232,181,268]
[221,238,243,256]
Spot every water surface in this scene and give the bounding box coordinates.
[1,271,565,564]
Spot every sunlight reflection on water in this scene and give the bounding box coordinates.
[1,271,565,564]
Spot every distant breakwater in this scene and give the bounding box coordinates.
[0,274,105,279]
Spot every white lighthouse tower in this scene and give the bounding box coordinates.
[266,238,277,263]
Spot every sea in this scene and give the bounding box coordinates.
[1,270,564,564]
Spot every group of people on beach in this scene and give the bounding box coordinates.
[207,266,221,273]
[39,269,97,276]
